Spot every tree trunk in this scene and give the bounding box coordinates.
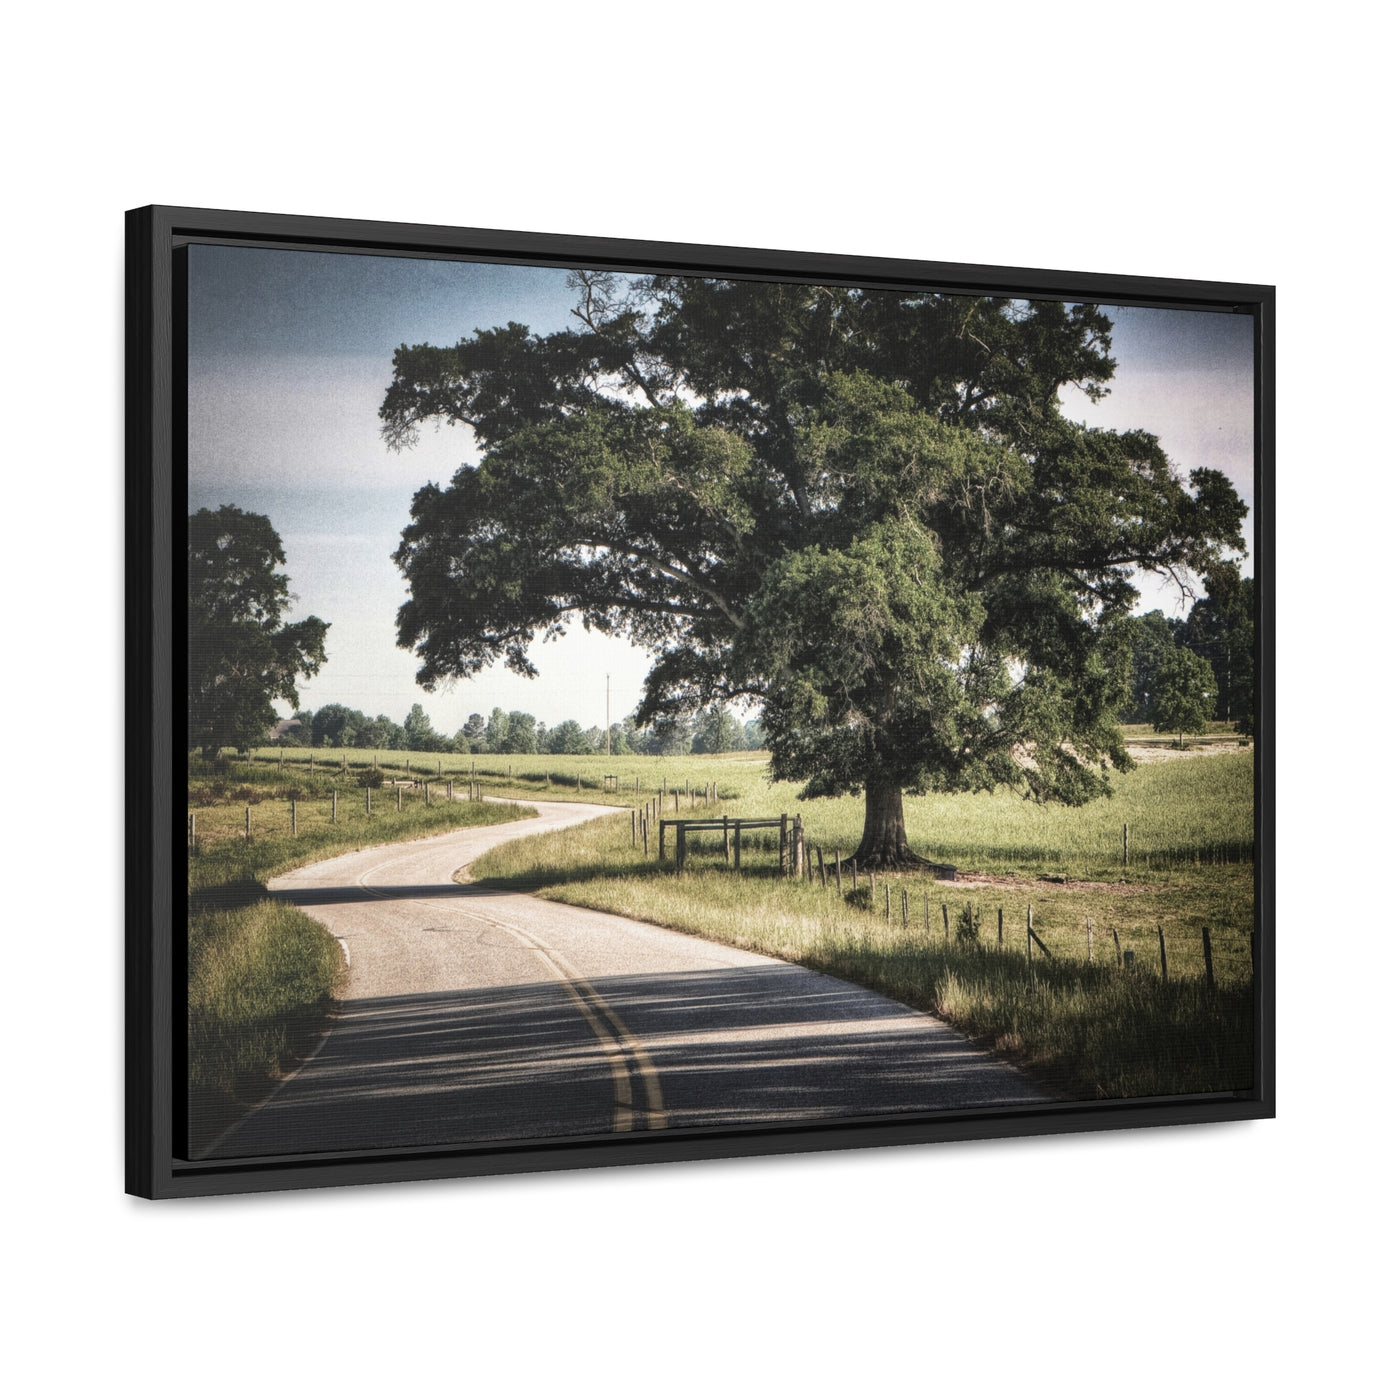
[852,777,926,870]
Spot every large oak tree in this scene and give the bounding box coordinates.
[382,275,1246,866]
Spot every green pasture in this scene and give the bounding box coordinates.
[240,743,1254,873]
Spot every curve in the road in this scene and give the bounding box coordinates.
[207,800,1044,1159]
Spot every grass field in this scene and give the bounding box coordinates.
[185,755,535,1154]
[245,741,1252,871]
[463,748,1256,1101]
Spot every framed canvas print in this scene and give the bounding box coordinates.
[127,205,1273,1198]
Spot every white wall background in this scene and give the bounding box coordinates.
[2,4,1390,1396]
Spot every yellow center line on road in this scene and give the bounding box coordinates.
[523,941,636,1133]
[344,858,667,1132]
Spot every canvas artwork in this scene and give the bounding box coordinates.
[148,212,1267,1193]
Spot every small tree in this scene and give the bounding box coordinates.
[311,702,365,749]
[545,719,592,754]
[692,706,744,754]
[1147,647,1218,747]
[503,710,539,753]
[1122,611,1183,723]
[402,702,442,752]
[482,707,510,752]
[188,506,328,760]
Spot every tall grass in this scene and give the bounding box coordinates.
[188,899,346,1153]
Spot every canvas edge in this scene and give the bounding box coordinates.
[125,204,1275,1201]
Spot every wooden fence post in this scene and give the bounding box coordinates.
[366,787,371,815]
[245,805,251,840]
[1123,823,1129,867]
[397,786,402,812]
[331,789,337,823]
[794,815,805,880]
[1158,924,1169,980]
[1202,927,1215,991]
[902,888,909,925]
[998,906,1004,946]
[869,871,875,901]
[643,814,649,856]
[676,823,687,872]
[779,814,788,874]
[658,820,666,863]
[834,850,842,894]
[884,883,891,922]
[448,780,454,802]
[291,798,297,835]
[942,902,950,940]
[734,820,742,869]
[817,845,826,888]
[1112,928,1122,967]
[723,815,731,862]
[1087,918,1094,963]
[1027,911,1036,989]
[632,809,637,846]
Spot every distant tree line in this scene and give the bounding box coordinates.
[279,573,1255,760]
[1122,577,1255,737]
[278,701,767,756]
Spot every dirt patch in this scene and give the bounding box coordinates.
[935,870,1158,895]
[1126,741,1250,765]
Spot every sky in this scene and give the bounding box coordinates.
[187,246,1254,738]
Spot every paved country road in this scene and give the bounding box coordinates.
[209,800,1045,1158]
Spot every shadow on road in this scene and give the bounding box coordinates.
[268,882,497,906]
[205,963,1043,1161]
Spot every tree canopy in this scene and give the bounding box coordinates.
[383,275,1246,865]
[188,506,328,759]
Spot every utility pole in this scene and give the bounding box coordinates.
[606,673,611,757]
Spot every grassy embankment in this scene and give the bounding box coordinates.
[464,747,1256,1102]
[186,754,535,1153]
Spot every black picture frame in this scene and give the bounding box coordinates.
[127,204,1274,1200]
